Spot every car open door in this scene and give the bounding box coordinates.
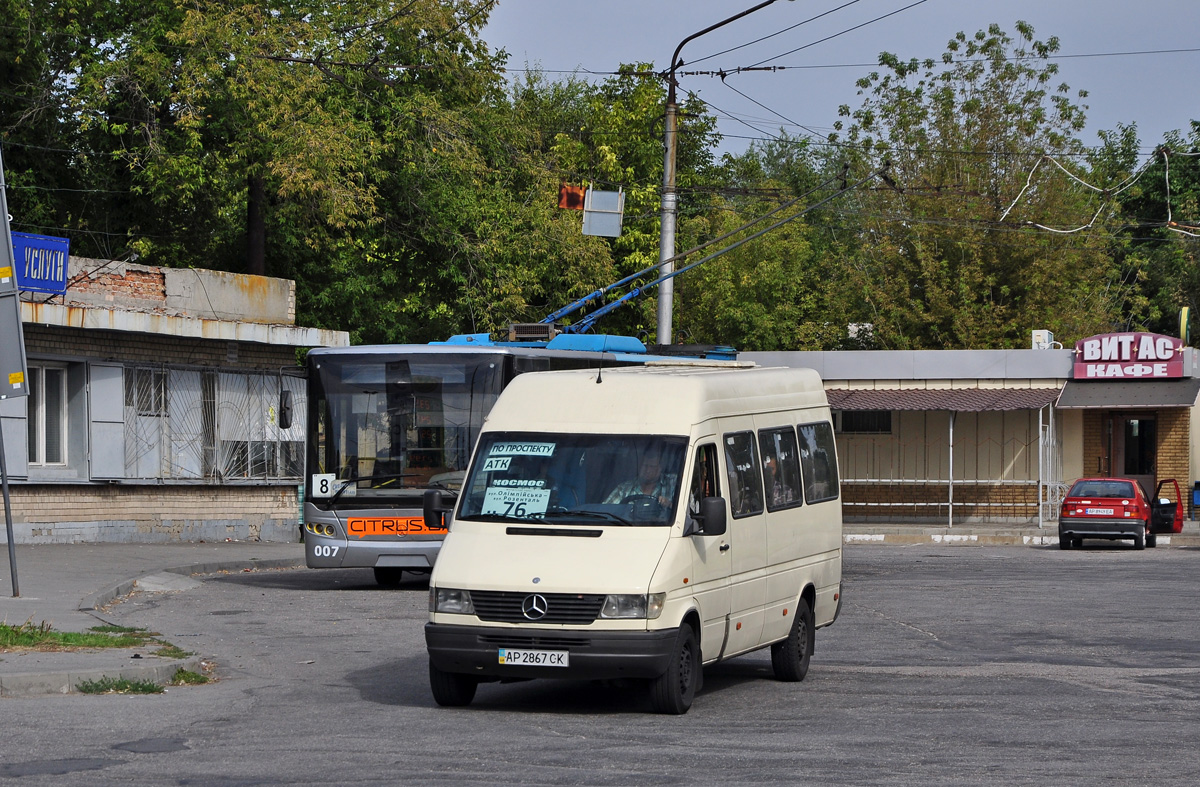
[1151,479,1184,537]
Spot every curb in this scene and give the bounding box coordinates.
[843,532,1200,547]
[80,557,305,613]
[0,656,203,698]
[0,556,303,698]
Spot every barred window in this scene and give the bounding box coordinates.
[27,365,67,466]
[121,365,304,481]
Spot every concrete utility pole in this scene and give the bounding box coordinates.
[658,0,784,345]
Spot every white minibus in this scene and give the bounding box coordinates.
[423,363,842,713]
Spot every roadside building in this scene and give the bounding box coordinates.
[747,331,1200,526]
[1,257,347,544]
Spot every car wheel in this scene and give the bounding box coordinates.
[373,567,405,587]
[1147,533,1157,548]
[1134,523,1146,550]
[649,625,698,715]
[1059,535,1071,550]
[429,661,478,707]
[771,600,815,682]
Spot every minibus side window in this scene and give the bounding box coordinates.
[686,443,721,528]
[798,421,840,503]
[758,427,802,511]
[723,432,764,518]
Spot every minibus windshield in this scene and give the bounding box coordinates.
[458,433,688,526]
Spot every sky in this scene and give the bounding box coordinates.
[481,0,1200,160]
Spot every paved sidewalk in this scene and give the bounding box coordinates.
[0,541,303,697]
[1,522,1197,697]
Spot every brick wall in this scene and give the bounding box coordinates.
[1078,407,1190,492]
[1157,409,1190,495]
[843,482,1039,522]
[24,324,299,370]
[69,266,166,302]
[2,485,301,544]
[1082,409,1106,476]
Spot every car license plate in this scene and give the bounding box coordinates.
[1084,508,1114,515]
[498,648,569,667]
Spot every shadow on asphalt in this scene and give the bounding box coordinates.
[345,654,768,715]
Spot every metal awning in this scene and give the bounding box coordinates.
[826,387,1061,412]
[1056,379,1200,409]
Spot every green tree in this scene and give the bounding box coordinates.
[1112,122,1200,337]
[831,22,1132,349]
[514,67,721,337]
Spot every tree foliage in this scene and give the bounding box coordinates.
[830,22,1131,348]
[3,8,1199,352]
[1110,122,1200,336]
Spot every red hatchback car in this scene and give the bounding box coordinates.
[1059,477,1183,550]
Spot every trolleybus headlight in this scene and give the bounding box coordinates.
[599,593,665,620]
[431,588,475,615]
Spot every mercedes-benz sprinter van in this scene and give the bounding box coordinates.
[423,363,842,714]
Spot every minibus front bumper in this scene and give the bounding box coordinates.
[425,623,678,680]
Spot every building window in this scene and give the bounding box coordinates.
[27,365,67,465]
[837,410,892,434]
[125,367,167,416]
[117,364,304,482]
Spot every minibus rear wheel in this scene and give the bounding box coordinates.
[771,601,814,682]
[649,625,698,714]
[429,661,478,707]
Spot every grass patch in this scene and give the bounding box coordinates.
[1,620,195,663]
[88,624,150,635]
[76,676,164,695]
[171,668,209,685]
[154,644,192,660]
[0,620,155,650]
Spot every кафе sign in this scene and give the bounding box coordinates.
[1073,332,1184,379]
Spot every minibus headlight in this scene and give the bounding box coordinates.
[599,593,665,620]
[431,588,475,615]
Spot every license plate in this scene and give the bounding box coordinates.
[498,648,569,667]
[1084,508,1114,516]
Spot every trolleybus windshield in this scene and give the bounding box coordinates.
[307,353,505,508]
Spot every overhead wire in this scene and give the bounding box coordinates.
[744,0,932,69]
[684,0,865,68]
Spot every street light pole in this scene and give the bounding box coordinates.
[657,0,782,345]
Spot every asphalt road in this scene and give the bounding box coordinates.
[2,544,1199,786]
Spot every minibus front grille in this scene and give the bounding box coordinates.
[470,591,604,624]
[478,634,591,649]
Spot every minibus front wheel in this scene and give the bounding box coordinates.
[649,625,698,715]
[429,661,478,707]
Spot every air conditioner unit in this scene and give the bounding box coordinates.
[1031,329,1054,350]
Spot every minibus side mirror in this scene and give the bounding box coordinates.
[278,389,293,430]
[700,497,727,536]
[423,489,452,530]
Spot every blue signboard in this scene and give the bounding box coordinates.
[12,232,70,295]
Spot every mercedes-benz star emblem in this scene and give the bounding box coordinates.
[521,593,548,620]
